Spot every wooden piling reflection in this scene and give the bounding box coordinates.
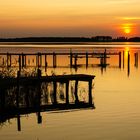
[128,51,130,77]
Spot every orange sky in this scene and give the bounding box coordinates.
[0,0,140,37]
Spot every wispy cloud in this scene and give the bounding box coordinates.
[117,17,140,21]
[121,17,140,20]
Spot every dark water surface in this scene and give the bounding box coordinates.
[1,43,140,140]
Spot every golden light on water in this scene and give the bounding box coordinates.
[125,47,130,52]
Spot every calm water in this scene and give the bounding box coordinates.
[1,43,140,140]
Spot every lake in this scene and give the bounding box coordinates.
[0,42,140,140]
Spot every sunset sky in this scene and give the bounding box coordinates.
[0,0,140,38]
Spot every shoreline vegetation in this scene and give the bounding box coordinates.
[0,36,140,45]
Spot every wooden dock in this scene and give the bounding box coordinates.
[0,49,122,71]
[0,70,95,113]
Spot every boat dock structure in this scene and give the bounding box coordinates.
[0,70,95,113]
[0,70,95,131]
[0,49,125,70]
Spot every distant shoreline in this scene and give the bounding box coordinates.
[0,36,140,45]
[0,42,140,45]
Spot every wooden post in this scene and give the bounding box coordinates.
[70,51,73,68]
[40,54,42,68]
[17,114,21,131]
[66,81,69,105]
[36,53,41,68]
[36,54,38,68]
[22,53,24,68]
[88,80,93,106]
[37,112,42,124]
[37,69,41,109]
[45,54,47,72]
[119,52,121,68]
[74,80,79,103]
[19,55,21,72]
[53,81,57,105]
[86,52,88,68]
[24,55,27,67]
[16,71,20,108]
[53,52,56,68]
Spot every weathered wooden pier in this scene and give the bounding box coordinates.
[0,70,95,112]
[0,69,95,131]
[0,49,122,71]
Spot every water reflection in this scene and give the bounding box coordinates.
[0,46,140,137]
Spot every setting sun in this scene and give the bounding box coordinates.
[122,23,133,35]
[124,28,131,34]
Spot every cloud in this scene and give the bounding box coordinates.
[121,17,140,20]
